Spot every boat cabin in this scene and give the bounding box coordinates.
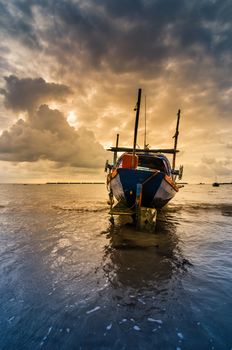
[116,152,172,176]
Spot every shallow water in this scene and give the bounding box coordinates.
[0,184,231,350]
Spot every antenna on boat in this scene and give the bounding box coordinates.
[144,95,147,149]
[172,109,181,175]
[132,88,142,168]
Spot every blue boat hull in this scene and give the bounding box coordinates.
[109,168,178,209]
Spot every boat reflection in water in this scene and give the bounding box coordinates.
[102,210,192,291]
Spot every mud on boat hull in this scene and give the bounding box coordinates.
[109,168,178,209]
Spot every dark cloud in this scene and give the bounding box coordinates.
[0,104,106,168]
[40,0,232,71]
[0,1,40,49]
[1,0,231,82]
[0,0,232,182]
[1,0,231,72]
[0,75,72,112]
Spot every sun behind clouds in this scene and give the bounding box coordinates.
[0,0,231,183]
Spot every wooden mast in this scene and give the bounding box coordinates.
[132,88,142,168]
[113,133,119,166]
[172,109,181,172]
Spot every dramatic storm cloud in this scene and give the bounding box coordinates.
[0,0,231,182]
[0,75,72,112]
[0,103,105,167]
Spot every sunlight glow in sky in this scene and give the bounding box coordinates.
[0,0,231,183]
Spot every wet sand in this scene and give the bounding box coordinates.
[0,184,231,349]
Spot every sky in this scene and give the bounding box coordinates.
[0,0,231,183]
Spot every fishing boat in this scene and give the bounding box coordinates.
[105,89,183,227]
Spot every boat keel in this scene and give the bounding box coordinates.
[108,200,157,232]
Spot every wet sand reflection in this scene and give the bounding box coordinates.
[103,210,192,291]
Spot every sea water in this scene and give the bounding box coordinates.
[0,184,231,349]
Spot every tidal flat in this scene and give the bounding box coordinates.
[0,184,231,350]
